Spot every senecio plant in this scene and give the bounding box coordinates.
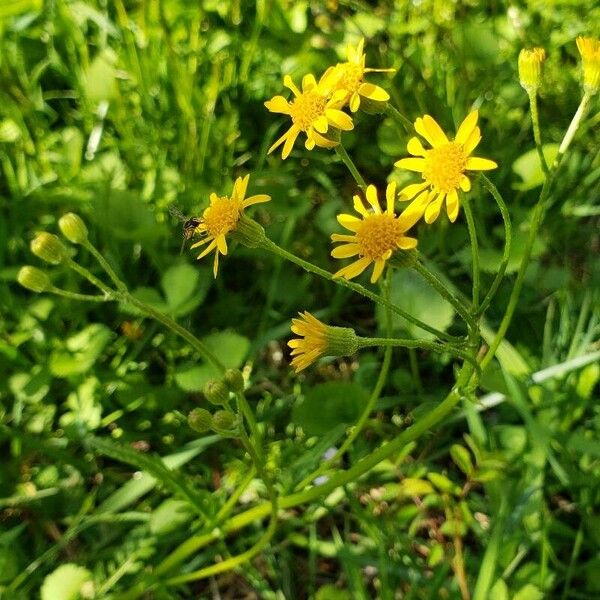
[17,36,600,595]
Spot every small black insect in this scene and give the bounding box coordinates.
[168,204,202,254]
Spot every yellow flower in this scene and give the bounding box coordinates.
[190,175,270,277]
[394,111,497,225]
[518,47,545,92]
[265,73,354,159]
[321,37,395,112]
[331,183,417,284]
[576,36,600,93]
[288,311,358,372]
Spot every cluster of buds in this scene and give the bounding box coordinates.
[518,36,600,96]
[187,368,245,435]
[17,213,90,294]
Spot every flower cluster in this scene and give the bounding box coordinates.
[264,38,395,159]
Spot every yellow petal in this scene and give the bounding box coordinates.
[331,243,361,258]
[415,116,445,147]
[268,127,293,156]
[399,182,428,201]
[353,194,369,217]
[455,110,479,144]
[233,174,249,202]
[314,115,329,134]
[370,260,386,283]
[446,189,460,222]
[216,235,228,255]
[466,157,498,171]
[337,214,362,231]
[460,176,471,192]
[424,194,445,224]
[243,194,271,207]
[213,252,219,278]
[407,136,427,157]
[311,130,338,148]
[283,75,301,97]
[365,185,381,212]
[422,115,449,146]
[463,127,481,154]
[349,93,361,112]
[386,181,397,214]
[398,190,431,229]
[394,157,426,172]
[264,95,291,114]
[325,108,354,131]
[197,239,217,259]
[397,236,418,250]
[305,135,316,151]
[190,235,212,249]
[334,257,371,280]
[302,73,317,91]
[282,128,300,159]
[331,233,357,242]
[358,82,389,102]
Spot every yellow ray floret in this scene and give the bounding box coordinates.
[394,111,498,225]
[264,73,354,159]
[190,175,270,277]
[576,36,600,93]
[321,37,395,112]
[331,183,417,284]
[288,311,329,372]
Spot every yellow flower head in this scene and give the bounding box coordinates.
[190,175,270,277]
[288,311,358,372]
[331,183,417,284]
[321,37,396,112]
[264,73,354,159]
[576,36,600,94]
[518,47,546,92]
[394,111,497,225]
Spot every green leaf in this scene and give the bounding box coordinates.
[83,48,117,102]
[378,269,454,340]
[161,263,211,316]
[9,366,50,404]
[40,564,93,600]
[450,444,474,476]
[315,584,352,600]
[59,377,102,431]
[174,363,218,393]
[292,382,368,436]
[150,499,194,535]
[203,331,250,368]
[512,144,559,191]
[513,584,543,600]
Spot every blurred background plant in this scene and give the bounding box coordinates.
[1,0,599,598]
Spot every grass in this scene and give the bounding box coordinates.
[1,1,600,599]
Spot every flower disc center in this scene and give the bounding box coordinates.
[356,213,403,260]
[290,91,328,131]
[203,197,241,237]
[423,142,467,193]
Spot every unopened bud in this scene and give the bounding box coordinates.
[188,408,213,433]
[17,266,51,293]
[518,47,545,93]
[223,368,244,393]
[212,410,236,431]
[576,36,600,94]
[59,213,88,244]
[30,232,67,265]
[203,380,230,405]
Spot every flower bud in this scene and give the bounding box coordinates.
[223,368,245,393]
[232,214,267,249]
[518,47,545,93]
[30,232,67,265]
[576,36,600,94]
[288,311,359,372]
[17,266,51,293]
[188,408,213,433]
[203,379,230,405]
[212,410,236,431]
[59,213,88,244]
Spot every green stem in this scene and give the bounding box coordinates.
[412,260,477,332]
[65,258,117,298]
[260,237,461,343]
[293,270,394,491]
[83,239,128,293]
[385,104,413,132]
[528,91,549,176]
[481,93,592,370]
[49,287,108,302]
[335,144,366,190]
[462,198,480,312]
[146,361,475,590]
[478,175,512,316]
[124,293,225,372]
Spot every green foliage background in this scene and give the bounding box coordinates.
[1,0,599,598]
